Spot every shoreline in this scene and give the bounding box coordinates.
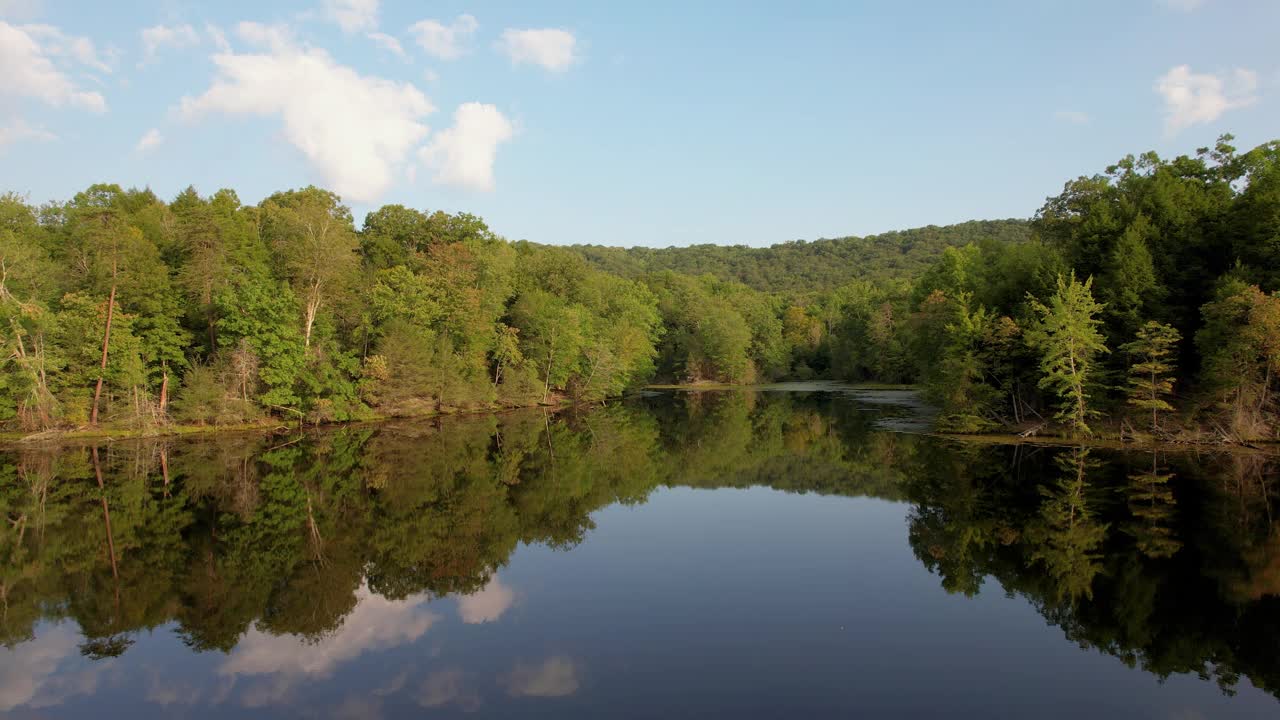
[4,383,1276,457]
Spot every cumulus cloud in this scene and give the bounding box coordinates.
[140,23,199,65]
[179,27,433,202]
[419,102,513,191]
[367,31,406,59]
[502,657,579,698]
[0,21,107,111]
[1053,110,1090,125]
[1155,65,1257,135]
[456,576,515,623]
[135,127,162,152]
[0,117,56,148]
[408,14,478,61]
[324,0,379,34]
[497,28,577,72]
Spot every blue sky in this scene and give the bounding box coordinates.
[1,1,1277,247]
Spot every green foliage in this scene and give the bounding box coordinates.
[1026,273,1109,435]
[1121,321,1180,432]
[1195,280,1280,439]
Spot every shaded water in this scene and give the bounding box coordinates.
[1,388,1279,718]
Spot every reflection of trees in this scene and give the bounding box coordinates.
[3,391,1280,702]
[905,440,1280,699]
[1026,449,1108,602]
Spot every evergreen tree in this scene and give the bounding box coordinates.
[1026,273,1109,435]
[1121,320,1180,433]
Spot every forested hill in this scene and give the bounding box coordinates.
[564,219,1032,293]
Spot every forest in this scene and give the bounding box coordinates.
[1,134,1278,440]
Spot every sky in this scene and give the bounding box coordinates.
[0,0,1277,248]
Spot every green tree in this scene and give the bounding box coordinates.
[1121,320,1180,433]
[1026,273,1109,435]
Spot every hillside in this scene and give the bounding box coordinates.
[565,219,1033,294]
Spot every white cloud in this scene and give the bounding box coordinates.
[0,116,56,147]
[0,22,107,111]
[206,23,231,53]
[502,657,579,698]
[456,576,514,623]
[497,28,577,72]
[135,127,162,152]
[1053,110,1090,125]
[325,0,379,34]
[408,15,477,61]
[180,29,433,202]
[221,585,439,681]
[140,24,199,65]
[422,68,439,84]
[21,23,112,73]
[235,21,294,52]
[1158,0,1204,11]
[0,0,41,21]
[367,31,406,59]
[1155,65,1257,135]
[419,102,513,191]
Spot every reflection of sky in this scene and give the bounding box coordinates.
[0,624,113,712]
[0,572,555,717]
[0,488,1277,718]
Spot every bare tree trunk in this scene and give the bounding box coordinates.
[90,275,117,426]
[159,370,169,415]
[92,447,119,581]
[303,283,321,350]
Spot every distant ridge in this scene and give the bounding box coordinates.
[564,219,1032,294]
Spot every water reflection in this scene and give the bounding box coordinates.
[0,389,1278,715]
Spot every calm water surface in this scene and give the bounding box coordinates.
[1,388,1279,718]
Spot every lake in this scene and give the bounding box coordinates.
[1,387,1278,718]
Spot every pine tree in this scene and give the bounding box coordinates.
[1121,320,1180,433]
[1026,272,1109,435]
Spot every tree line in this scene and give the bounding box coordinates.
[2,134,1278,437]
[820,134,1280,439]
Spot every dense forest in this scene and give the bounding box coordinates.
[1,134,1278,440]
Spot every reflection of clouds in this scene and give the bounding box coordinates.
[0,624,113,711]
[456,575,515,624]
[416,669,482,711]
[220,584,438,680]
[502,656,579,698]
[332,694,384,720]
[219,583,438,708]
[145,668,215,707]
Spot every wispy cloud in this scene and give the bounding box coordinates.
[497,28,577,72]
[1053,110,1090,125]
[135,127,162,152]
[139,24,199,66]
[408,15,477,61]
[1155,64,1257,135]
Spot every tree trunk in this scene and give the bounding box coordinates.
[92,447,119,582]
[159,370,169,414]
[303,284,321,350]
[90,279,117,426]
